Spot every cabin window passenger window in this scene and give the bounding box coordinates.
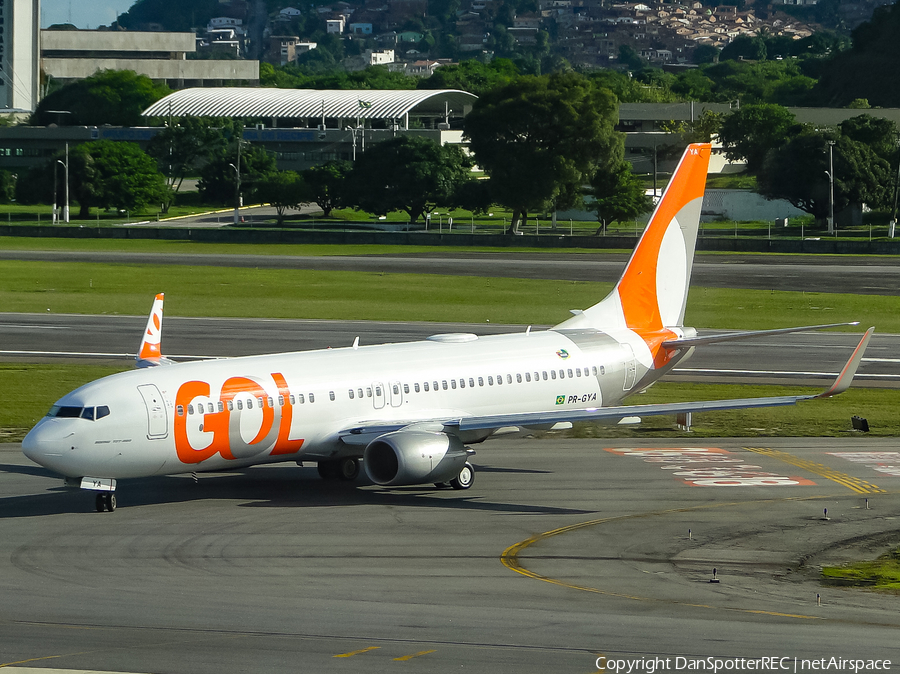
[237,400,243,410]
[516,373,522,383]
[488,376,493,385]
[450,380,456,390]
[433,381,438,391]
[176,405,184,416]
[525,372,531,382]
[278,395,284,406]
[459,379,465,388]
[268,397,274,408]
[349,390,355,399]
[329,391,335,401]
[600,366,606,375]
[469,378,474,387]
[309,393,316,403]
[366,388,372,398]
[404,384,409,394]
[227,400,234,411]
[289,395,295,404]
[576,368,581,377]
[298,394,305,404]
[207,403,213,413]
[559,370,565,379]
[442,381,448,390]
[187,404,194,415]
[507,374,513,384]
[393,384,399,395]
[257,397,265,408]
[551,371,556,380]
[592,366,598,376]
[218,401,224,412]
[414,383,420,393]
[542,371,548,380]
[247,399,253,409]
[478,377,484,386]
[358,388,363,398]
[423,382,429,392]
[375,386,382,396]
[497,375,503,385]
[568,369,573,378]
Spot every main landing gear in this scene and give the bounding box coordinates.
[95,492,117,512]
[435,462,475,490]
[317,458,360,481]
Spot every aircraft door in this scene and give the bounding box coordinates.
[622,344,637,391]
[372,382,386,409]
[389,381,403,408]
[137,384,169,439]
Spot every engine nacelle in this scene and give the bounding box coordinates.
[364,430,468,486]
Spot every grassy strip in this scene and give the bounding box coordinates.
[3,365,894,443]
[570,383,900,438]
[0,260,895,330]
[822,547,900,591]
[0,236,627,257]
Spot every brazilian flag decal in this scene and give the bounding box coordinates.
[555,395,566,405]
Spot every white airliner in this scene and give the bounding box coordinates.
[22,143,873,512]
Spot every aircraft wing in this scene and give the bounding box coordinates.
[339,328,873,440]
[662,322,859,349]
[450,327,873,433]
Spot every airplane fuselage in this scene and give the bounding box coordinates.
[23,326,692,480]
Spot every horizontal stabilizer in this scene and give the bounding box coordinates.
[662,322,860,349]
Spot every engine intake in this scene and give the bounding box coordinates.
[364,430,468,486]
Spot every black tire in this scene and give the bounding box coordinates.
[317,460,341,480]
[107,493,117,512]
[433,482,450,489]
[450,462,475,490]
[338,458,360,481]
[95,494,105,512]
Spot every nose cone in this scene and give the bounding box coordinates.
[22,418,79,476]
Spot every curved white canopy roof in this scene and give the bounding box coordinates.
[142,87,477,121]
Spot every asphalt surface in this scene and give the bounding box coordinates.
[2,249,899,295]
[3,438,900,673]
[1,313,897,387]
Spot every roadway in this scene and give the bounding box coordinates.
[2,437,900,673]
[1,313,897,387]
[1,249,899,295]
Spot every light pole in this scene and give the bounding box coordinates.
[828,140,835,235]
[57,142,69,224]
[229,137,242,225]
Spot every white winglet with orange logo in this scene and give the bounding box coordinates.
[136,293,170,368]
[556,143,711,336]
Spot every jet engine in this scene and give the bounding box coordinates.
[364,430,468,486]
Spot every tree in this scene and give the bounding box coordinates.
[146,118,228,212]
[590,162,653,233]
[346,136,474,223]
[16,141,167,218]
[417,59,521,96]
[464,73,620,233]
[302,161,352,218]
[32,70,170,127]
[839,114,898,163]
[757,128,892,226]
[254,171,312,226]
[198,143,277,205]
[717,104,798,173]
[719,35,767,62]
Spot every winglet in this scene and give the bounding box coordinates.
[136,293,168,368]
[816,327,874,398]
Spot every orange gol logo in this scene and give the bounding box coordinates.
[173,372,304,464]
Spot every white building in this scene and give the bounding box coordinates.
[1,0,39,112]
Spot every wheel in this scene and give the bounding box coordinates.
[106,493,117,512]
[95,493,105,512]
[449,462,475,490]
[338,458,360,481]
[317,460,341,480]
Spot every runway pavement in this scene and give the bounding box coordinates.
[2,249,899,295]
[1,312,898,387]
[2,437,900,673]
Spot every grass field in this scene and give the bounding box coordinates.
[822,547,900,592]
[0,260,895,330]
[2,363,894,443]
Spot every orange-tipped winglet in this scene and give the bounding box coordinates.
[816,327,874,398]
[617,142,711,331]
[136,293,166,368]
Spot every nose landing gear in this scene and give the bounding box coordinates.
[95,492,117,512]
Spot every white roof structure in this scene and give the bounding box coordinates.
[142,87,477,124]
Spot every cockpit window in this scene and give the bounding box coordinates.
[47,405,110,421]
